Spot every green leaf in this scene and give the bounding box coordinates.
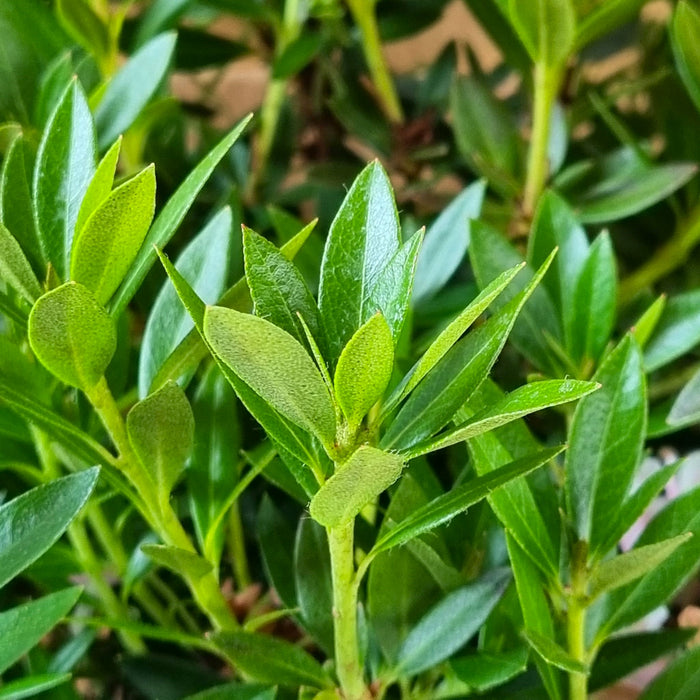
[575,0,647,50]
[134,0,190,48]
[139,208,232,397]
[590,534,692,599]
[0,136,43,271]
[318,161,401,364]
[413,181,485,304]
[590,629,695,692]
[567,231,616,365]
[70,164,156,305]
[243,225,322,351]
[183,684,276,700]
[141,544,213,580]
[34,51,75,129]
[0,222,42,302]
[28,282,116,390]
[211,631,333,689]
[385,262,524,416]
[94,32,176,149]
[33,80,96,279]
[335,313,393,430]
[294,518,333,654]
[272,34,322,80]
[645,290,700,372]
[396,568,510,676]
[370,447,564,557]
[639,645,700,700]
[446,647,529,694]
[669,367,700,426]
[0,673,72,700]
[74,137,121,237]
[631,294,666,349]
[309,446,403,527]
[523,628,588,674]
[405,380,597,458]
[0,468,99,588]
[204,306,336,449]
[602,485,700,634]
[127,380,194,500]
[672,1,700,114]
[565,335,646,548]
[450,75,521,192]
[110,114,252,316]
[56,0,110,60]
[382,250,556,451]
[508,0,575,65]
[0,587,82,674]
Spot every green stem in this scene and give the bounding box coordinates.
[568,542,588,700]
[327,521,370,700]
[85,377,238,632]
[229,502,252,590]
[346,0,404,124]
[618,203,700,304]
[523,62,561,217]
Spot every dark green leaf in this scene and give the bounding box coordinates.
[183,684,276,700]
[56,0,110,60]
[639,645,700,700]
[445,647,529,694]
[576,0,647,50]
[272,34,322,80]
[645,290,700,372]
[0,673,72,700]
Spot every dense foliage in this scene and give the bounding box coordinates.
[3,0,700,698]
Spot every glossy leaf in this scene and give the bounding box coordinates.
[310,446,404,527]
[28,282,116,390]
[211,631,333,688]
[412,181,485,304]
[0,222,42,302]
[0,468,99,588]
[139,208,232,397]
[127,381,194,500]
[396,568,510,676]
[71,165,156,305]
[0,587,82,674]
[204,306,336,449]
[565,336,646,548]
[639,645,700,700]
[33,80,96,279]
[334,314,393,430]
[369,447,564,558]
[94,32,176,149]
[318,161,401,364]
[672,1,700,114]
[508,0,575,65]
[110,113,252,316]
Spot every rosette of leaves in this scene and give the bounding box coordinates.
[159,160,598,698]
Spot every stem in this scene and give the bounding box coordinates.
[523,62,561,217]
[346,0,404,124]
[85,377,238,632]
[619,203,700,304]
[327,521,370,700]
[229,502,252,590]
[568,542,588,700]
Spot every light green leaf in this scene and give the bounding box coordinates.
[413,181,485,305]
[94,32,176,149]
[335,314,393,430]
[204,306,336,449]
[396,569,510,676]
[508,0,575,65]
[0,673,72,700]
[631,294,666,349]
[0,468,99,588]
[0,587,82,674]
[639,645,700,700]
[56,0,110,60]
[71,164,156,305]
[369,447,564,557]
[127,380,194,500]
[672,1,700,114]
[405,380,597,458]
[523,628,588,674]
[211,631,333,689]
[33,80,96,279]
[590,534,692,599]
[318,161,401,364]
[74,137,121,237]
[645,290,700,372]
[141,544,212,580]
[28,282,116,390]
[0,222,42,302]
[565,335,646,549]
[110,113,252,317]
[139,208,231,398]
[309,446,403,527]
